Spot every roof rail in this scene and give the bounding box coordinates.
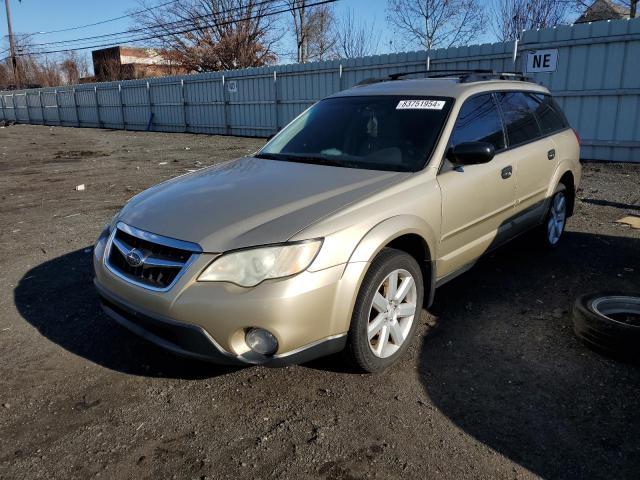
[355,77,387,86]
[388,69,495,80]
[354,69,531,87]
[385,69,530,83]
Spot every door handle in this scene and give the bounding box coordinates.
[501,166,513,179]
[547,149,556,160]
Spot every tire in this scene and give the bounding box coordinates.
[573,292,640,364]
[345,248,424,373]
[537,183,568,248]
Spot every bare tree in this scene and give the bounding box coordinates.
[15,55,62,87]
[98,58,128,82]
[59,51,89,85]
[306,4,336,61]
[0,38,91,88]
[575,0,637,20]
[0,60,13,89]
[288,0,312,62]
[492,0,573,41]
[386,0,486,52]
[287,0,336,62]
[131,0,281,71]
[333,9,380,58]
[0,36,61,87]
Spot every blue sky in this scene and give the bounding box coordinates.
[0,0,500,65]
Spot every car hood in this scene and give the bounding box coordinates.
[119,157,410,252]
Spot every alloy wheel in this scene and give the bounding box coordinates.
[367,268,418,358]
[547,192,566,245]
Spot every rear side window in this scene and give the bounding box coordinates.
[449,94,505,151]
[496,92,542,147]
[529,93,569,134]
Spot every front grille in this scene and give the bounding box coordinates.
[106,226,196,290]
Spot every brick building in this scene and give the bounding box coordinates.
[91,46,187,81]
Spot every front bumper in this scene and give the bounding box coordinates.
[96,283,346,366]
[93,229,368,366]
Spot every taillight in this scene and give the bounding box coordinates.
[573,129,581,144]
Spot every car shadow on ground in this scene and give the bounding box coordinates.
[419,230,640,479]
[13,248,237,379]
[581,197,640,212]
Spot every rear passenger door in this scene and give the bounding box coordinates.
[495,92,557,230]
[436,93,516,279]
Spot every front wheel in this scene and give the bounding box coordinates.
[345,248,424,373]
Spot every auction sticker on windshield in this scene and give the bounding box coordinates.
[396,99,446,110]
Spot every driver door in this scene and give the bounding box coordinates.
[436,93,517,280]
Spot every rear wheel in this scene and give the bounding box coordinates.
[345,248,424,373]
[539,184,567,248]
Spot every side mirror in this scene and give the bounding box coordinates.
[447,141,495,165]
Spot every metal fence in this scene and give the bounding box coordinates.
[1,18,639,162]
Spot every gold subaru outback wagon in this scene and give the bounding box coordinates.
[94,72,581,372]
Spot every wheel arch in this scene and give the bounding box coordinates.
[548,165,577,217]
[347,215,437,307]
[558,170,576,216]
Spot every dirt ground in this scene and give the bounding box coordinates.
[0,124,639,480]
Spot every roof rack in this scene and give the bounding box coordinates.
[355,69,530,86]
[393,69,530,82]
[388,69,495,80]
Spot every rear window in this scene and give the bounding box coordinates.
[496,92,542,147]
[449,93,505,151]
[258,95,453,172]
[529,93,569,135]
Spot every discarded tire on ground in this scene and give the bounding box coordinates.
[573,293,640,363]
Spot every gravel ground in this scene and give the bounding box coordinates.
[0,124,639,480]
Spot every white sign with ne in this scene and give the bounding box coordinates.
[227,80,238,93]
[526,49,558,73]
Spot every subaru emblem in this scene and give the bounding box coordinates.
[125,249,144,268]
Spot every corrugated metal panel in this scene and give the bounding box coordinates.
[96,84,122,128]
[1,18,639,161]
[41,90,60,124]
[520,18,640,161]
[184,74,225,135]
[1,93,16,121]
[121,80,151,130]
[57,89,78,125]
[13,92,29,122]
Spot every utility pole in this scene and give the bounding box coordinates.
[4,0,20,88]
[631,0,638,19]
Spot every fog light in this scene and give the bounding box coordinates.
[245,328,278,355]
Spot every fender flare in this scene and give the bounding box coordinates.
[347,214,438,307]
[547,162,577,200]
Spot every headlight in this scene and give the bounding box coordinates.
[198,240,322,287]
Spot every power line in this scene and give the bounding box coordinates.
[0,0,176,56]
[1,0,181,37]
[21,0,283,50]
[0,0,251,56]
[19,0,339,57]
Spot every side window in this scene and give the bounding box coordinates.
[529,93,569,135]
[449,94,505,151]
[496,92,542,147]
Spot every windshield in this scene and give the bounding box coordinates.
[257,95,453,172]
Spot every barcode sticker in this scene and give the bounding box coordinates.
[396,100,446,110]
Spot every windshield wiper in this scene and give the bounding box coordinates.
[256,152,361,168]
[255,152,288,161]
